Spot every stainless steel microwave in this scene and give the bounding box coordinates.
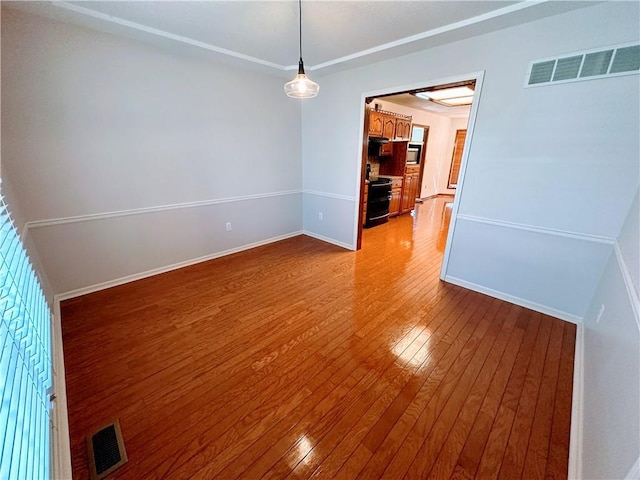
[407,143,421,164]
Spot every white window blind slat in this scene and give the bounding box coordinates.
[0,189,52,479]
[23,385,39,479]
[1,348,22,478]
[11,371,28,479]
[0,333,15,456]
[31,397,45,480]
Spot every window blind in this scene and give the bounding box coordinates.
[0,192,52,479]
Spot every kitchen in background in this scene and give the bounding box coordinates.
[362,81,473,229]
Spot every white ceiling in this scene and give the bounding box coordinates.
[5,1,598,77]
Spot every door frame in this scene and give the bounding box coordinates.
[412,123,430,199]
[447,129,467,189]
[439,72,484,280]
[353,71,485,282]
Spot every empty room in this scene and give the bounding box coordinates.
[1,1,638,479]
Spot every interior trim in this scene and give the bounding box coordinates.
[51,300,72,480]
[614,240,640,326]
[22,190,302,231]
[310,1,548,71]
[55,230,304,301]
[436,72,486,281]
[302,230,353,251]
[302,190,356,202]
[52,1,287,71]
[444,274,582,324]
[50,228,309,473]
[22,189,356,234]
[568,322,584,480]
[52,1,548,73]
[455,214,616,245]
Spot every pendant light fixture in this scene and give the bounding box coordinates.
[284,0,319,98]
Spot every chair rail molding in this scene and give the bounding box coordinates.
[22,189,302,234]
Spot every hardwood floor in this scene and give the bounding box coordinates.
[61,197,574,479]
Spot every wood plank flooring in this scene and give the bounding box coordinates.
[61,197,575,479]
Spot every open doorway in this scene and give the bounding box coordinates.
[356,74,482,279]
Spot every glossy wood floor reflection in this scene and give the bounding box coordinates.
[61,197,574,479]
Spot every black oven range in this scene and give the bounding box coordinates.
[365,178,392,228]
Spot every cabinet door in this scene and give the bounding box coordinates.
[382,115,396,139]
[389,188,401,217]
[394,119,403,140]
[380,142,393,156]
[369,111,384,137]
[408,173,419,208]
[401,173,420,213]
[395,119,411,140]
[401,175,414,213]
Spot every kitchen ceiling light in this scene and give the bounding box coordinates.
[284,0,319,98]
[416,86,474,101]
[438,95,475,106]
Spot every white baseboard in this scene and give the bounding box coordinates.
[50,229,322,478]
[420,193,455,201]
[443,275,582,324]
[302,230,354,251]
[56,230,304,301]
[443,275,585,477]
[568,323,584,480]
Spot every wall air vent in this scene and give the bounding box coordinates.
[526,43,639,87]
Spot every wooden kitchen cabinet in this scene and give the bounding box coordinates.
[382,115,396,140]
[368,110,384,137]
[379,143,419,215]
[379,141,408,177]
[394,117,412,141]
[401,165,420,214]
[389,177,403,217]
[368,109,412,141]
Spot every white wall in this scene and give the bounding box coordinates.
[301,1,639,321]
[2,8,303,295]
[580,189,639,479]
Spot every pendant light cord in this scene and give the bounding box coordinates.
[298,0,303,62]
[284,0,318,96]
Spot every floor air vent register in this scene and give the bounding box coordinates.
[87,420,128,480]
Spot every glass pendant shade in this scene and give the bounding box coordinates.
[284,0,319,99]
[284,60,319,98]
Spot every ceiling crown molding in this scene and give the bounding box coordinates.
[307,0,549,72]
[51,1,288,71]
[50,0,553,73]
